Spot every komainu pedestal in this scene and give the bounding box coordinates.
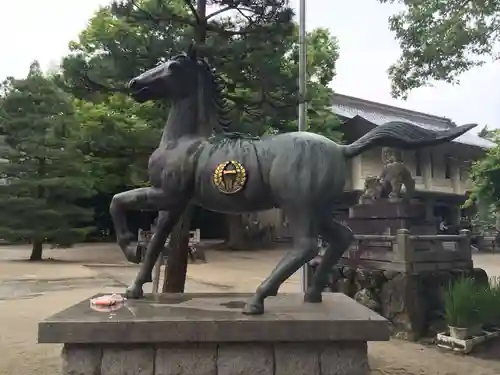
[348,199,434,236]
[38,293,389,375]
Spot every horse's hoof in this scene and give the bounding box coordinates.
[118,233,141,264]
[242,302,264,315]
[123,246,141,264]
[125,284,144,299]
[304,290,322,303]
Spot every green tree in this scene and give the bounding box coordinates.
[60,0,340,137]
[74,94,162,191]
[469,133,500,206]
[478,125,498,141]
[378,0,500,98]
[73,94,163,238]
[0,62,94,260]
[467,140,500,234]
[466,126,500,222]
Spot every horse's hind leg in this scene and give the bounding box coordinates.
[126,208,184,299]
[304,216,353,303]
[243,209,319,315]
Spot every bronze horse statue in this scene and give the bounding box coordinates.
[110,49,476,315]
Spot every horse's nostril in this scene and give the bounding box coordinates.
[128,78,137,89]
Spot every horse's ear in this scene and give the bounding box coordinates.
[187,45,197,61]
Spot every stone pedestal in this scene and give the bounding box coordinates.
[38,293,389,375]
[348,200,435,235]
[332,199,479,339]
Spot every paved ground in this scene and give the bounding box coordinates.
[1,243,500,375]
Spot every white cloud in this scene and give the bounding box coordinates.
[1,0,498,128]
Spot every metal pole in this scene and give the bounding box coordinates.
[298,0,309,293]
[298,0,307,132]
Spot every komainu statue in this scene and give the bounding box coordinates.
[378,147,415,200]
[359,176,383,203]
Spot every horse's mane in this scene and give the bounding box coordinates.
[171,53,232,133]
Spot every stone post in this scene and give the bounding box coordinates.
[394,228,413,272]
[459,229,472,265]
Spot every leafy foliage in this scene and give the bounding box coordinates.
[0,1,342,267]
[478,125,497,141]
[443,277,484,328]
[378,0,500,98]
[60,0,341,138]
[468,132,500,208]
[0,62,94,258]
[444,276,500,329]
[74,93,163,191]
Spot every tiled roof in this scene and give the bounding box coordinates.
[331,93,495,149]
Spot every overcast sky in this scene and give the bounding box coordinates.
[1,0,498,129]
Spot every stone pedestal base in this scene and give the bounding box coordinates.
[39,293,389,375]
[61,341,369,375]
[347,200,435,235]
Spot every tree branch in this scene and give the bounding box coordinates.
[120,0,197,28]
[81,70,128,94]
[206,6,234,20]
[236,8,255,27]
[117,0,279,39]
[183,0,201,25]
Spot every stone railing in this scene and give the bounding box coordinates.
[342,229,473,272]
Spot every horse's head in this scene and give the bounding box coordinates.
[128,48,231,133]
[128,49,200,103]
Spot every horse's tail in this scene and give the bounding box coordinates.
[342,121,476,159]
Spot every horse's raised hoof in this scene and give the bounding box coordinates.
[125,284,144,299]
[242,301,264,315]
[304,290,322,303]
[118,233,141,264]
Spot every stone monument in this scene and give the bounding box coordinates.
[358,147,415,204]
[314,148,488,339]
[38,49,479,373]
[350,147,434,238]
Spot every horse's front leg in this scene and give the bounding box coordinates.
[126,209,184,299]
[109,187,172,263]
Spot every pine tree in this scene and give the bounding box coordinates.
[0,62,94,260]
